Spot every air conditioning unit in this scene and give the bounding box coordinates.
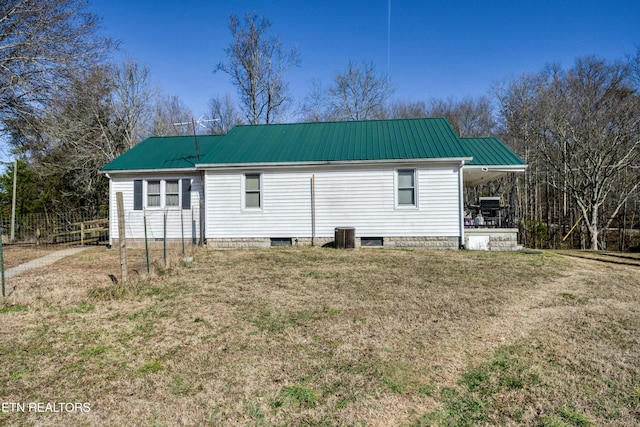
[335,227,355,249]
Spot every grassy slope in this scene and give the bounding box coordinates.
[0,247,638,426]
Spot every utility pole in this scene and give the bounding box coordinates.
[10,159,17,242]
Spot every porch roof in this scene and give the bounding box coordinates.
[462,137,527,186]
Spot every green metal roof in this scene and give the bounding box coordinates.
[462,137,526,166]
[101,119,526,172]
[199,118,471,165]
[101,135,224,171]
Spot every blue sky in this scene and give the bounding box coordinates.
[89,0,640,119]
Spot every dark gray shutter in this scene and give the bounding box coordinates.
[133,180,143,210]
[181,178,191,209]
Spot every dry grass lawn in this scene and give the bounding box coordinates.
[0,246,638,426]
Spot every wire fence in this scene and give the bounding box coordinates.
[0,206,206,297]
[0,211,109,247]
[111,206,204,284]
[0,211,110,297]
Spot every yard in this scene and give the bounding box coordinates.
[0,247,638,426]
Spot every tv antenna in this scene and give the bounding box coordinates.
[173,116,219,161]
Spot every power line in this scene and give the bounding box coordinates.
[387,0,391,77]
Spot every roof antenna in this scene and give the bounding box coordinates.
[173,116,219,161]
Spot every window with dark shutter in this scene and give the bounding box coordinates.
[133,180,143,210]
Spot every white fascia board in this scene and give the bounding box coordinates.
[195,157,473,171]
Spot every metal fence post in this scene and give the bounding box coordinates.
[181,208,185,255]
[163,208,167,267]
[0,235,5,298]
[143,208,150,274]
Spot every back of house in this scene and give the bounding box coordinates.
[101,118,526,250]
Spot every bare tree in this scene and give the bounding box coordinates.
[388,99,427,119]
[216,12,300,124]
[498,56,640,250]
[299,78,329,122]
[426,96,496,137]
[111,60,154,149]
[207,93,243,134]
[11,59,159,213]
[327,61,393,121]
[151,95,193,136]
[0,0,112,129]
[28,66,117,211]
[495,72,551,247]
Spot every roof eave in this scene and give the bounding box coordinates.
[99,167,199,175]
[464,164,528,172]
[463,164,527,187]
[196,157,474,170]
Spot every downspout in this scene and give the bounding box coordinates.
[458,161,465,249]
[311,175,316,246]
[106,174,113,248]
[200,169,205,246]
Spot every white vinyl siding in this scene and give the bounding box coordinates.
[205,164,461,239]
[207,171,311,237]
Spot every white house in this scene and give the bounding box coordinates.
[101,118,527,250]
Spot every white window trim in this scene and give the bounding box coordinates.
[242,173,263,211]
[395,168,419,209]
[144,178,186,209]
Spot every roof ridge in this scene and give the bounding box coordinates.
[232,117,452,128]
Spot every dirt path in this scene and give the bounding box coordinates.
[4,246,90,279]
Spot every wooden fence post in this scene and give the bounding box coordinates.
[116,192,128,283]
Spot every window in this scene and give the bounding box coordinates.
[245,174,261,208]
[270,238,292,246]
[134,178,191,210]
[397,169,416,206]
[361,237,384,247]
[147,180,161,207]
[166,180,179,207]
